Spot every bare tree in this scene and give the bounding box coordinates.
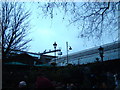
[1,2,32,58]
[38,1,119,41]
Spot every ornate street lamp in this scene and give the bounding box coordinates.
[53,42,57,63]
[98,46,104,62]
[66,42,72,64]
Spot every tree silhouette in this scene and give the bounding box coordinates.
[1,2,32,59]
[38,2,119,40]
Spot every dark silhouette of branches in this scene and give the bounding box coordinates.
[38,2,119,40]
[1,2,32,58]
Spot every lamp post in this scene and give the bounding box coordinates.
[98,46,104,62]
[66,42,72,64]
[53,42,57,63]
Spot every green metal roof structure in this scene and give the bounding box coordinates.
[4,62,28,66]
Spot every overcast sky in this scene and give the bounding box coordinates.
[24,2,118,56]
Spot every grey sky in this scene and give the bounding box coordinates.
[25,2,118,56]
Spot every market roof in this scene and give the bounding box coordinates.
[4,62,28,65]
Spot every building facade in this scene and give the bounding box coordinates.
[51,41,120,66]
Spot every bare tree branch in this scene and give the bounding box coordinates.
[38,2,119,41]
[2,2,32,58]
